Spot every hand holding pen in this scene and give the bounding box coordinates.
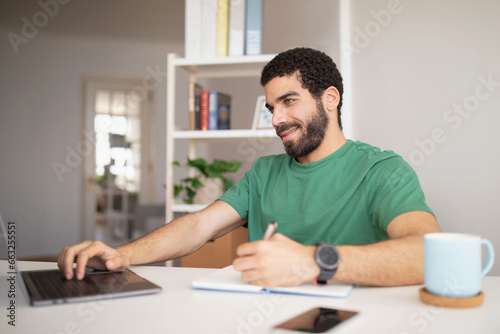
[234,221,318,287]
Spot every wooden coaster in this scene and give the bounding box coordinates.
[419,287,484,308]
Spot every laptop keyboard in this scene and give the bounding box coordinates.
[26,270,99,299]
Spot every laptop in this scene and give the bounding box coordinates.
[0,212,162,306]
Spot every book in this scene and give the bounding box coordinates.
[200,90,210,130]
[217,92,231,130]
[208,91,218,130]
[185,0,202,59]
[192,266,354,298]
[195,85,202,130]
[216,0,230,57]
[188,82,203,130]
[245,0,262,55]
[207,91,232,130]
[228,0,246,56]
[201,0,218,59]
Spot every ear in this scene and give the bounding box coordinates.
[323,86,340,113]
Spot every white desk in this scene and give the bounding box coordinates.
[1,261,498,334]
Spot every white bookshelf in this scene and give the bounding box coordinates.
[173,54,275,78]
[165,53,278,221]
[172,203,208,213]
[173,129,276,140]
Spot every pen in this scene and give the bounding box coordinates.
[262,222,278,240]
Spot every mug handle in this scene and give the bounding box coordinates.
[481,238,495,277]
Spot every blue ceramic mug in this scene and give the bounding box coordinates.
[424,233,495,298]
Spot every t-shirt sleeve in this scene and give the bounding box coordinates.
[217,169,251,221]
[366,157,434,232]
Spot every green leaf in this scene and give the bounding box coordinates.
[174,185,183,196]
[172,161,181,167]
[186,186,196,199]
[212,159,241,173]
[207,165,222,178]
[191,178,203,189]
[187,158,209,173]
[211,159,226,170]
[226,160,242,173]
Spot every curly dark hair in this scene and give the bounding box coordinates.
[260,47,344,129]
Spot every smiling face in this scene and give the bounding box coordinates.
[264,74,330,160]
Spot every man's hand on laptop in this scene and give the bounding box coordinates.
[58,241,130,280]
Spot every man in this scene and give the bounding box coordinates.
[59,48,440,287]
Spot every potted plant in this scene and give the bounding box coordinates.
[173,158,242,204]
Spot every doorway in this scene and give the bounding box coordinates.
[82,77,156,247]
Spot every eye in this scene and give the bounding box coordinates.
[284,98,295,105]
[266,105,274,114]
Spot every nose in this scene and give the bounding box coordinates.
[271,106,287,128]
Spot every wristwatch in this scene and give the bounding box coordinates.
[314,242,339,284]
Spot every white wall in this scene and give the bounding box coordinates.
[348,0,500,275]
[0,27,183,257]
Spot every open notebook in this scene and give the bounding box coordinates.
[191,265,353,298]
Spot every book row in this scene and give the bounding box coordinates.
[185,0,263,59]
[188,82,231,130]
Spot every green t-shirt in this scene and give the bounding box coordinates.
[218,140,433,245]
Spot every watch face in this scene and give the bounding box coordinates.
[318,244,338,269]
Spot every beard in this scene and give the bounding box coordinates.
[276,101,329,159]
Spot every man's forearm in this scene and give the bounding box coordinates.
[334,235,425,286]
[58,201,245,279]
[115,212,208,265]
[114,200,245,266]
